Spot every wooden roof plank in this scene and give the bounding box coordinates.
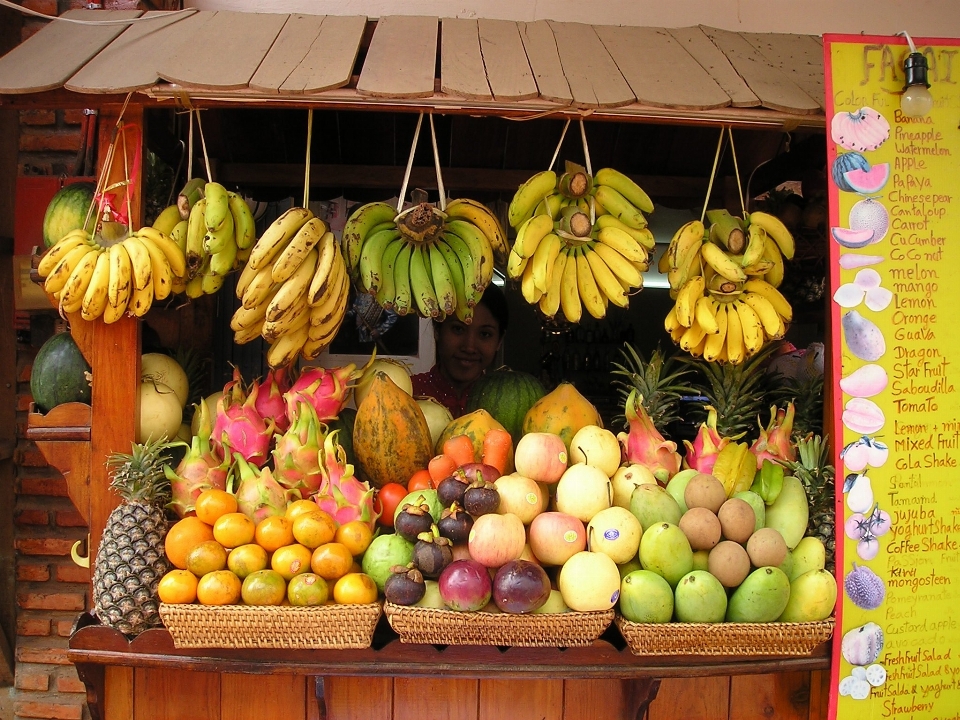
[666,26,760,108]
[157,11,288,90]
[594,25,731,111]
[65,10,200,94]
[699,26,821,114]
[357,16,438,99]
[547,21,634,108]
[278,15,367,94]
[248,14,325,94]
[740,32,825,110]
[0,9,143,94]
[478,19,538,101]
[440,18,492,100]
[518,20,572,105]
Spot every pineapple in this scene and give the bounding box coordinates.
[782,434,836,574]
[92,438,173,636]
[610,344,697,435]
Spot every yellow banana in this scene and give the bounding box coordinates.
[530,232,561,294]
[262,295,311,342]
[234,319,266,345]
[576,246,606,320]
[266,322,309,368]
[593,167,654,214]
[305,294,348,353]
[38,233,93,278]
[57,247,101,310]
[584,245,629,309]
[559,248,581,323]
[675,275,705,328]
[520,254,543,305]
[152,204,183,236]
[138,227,188,279]
[427,242,458,317]
[81,251,112,321]
[228,192,257,250]
[506,248,527,281]
[444,199,509,268]
[592,241,643,289]
[695,294,720,335]
[358,226,402,295]
[508,170,557,228]
[703,300,728,362]
[743,278,793,322]
[534,192,564,221]
[665,305,686,344]
[104,243,132,323]
[342,202,397,280]
[741,292,785,339]
[170,220,189,253]
[247,207,314,272]
[202,210,235,255]
[538,247,568,319]
[592,185,646,230]
[129,278,154,318]
[741,223,767,268]
[596,224,648,263]
[203,181,230,233]
[700,241,747,283]
[309,265,347,332]
[680,320,707,354]
[121,236,153,291]
[241,263,280,311]
[512,213,554,260]
[392,242,414,316]
[266,247,318,323]
[748,210,795,260]
[208,239,238,277]
[724,303,745,365]
[230,292,273,333]
[272,217,328,284]
[185,197,207,277]
[410,244,440,318]
[308,237,344,307]
[446,219,494,288]
[44,244,97,295]
[734,299,765,355]
[139,235,174,301]
[200,272,225,296]
[761,235,785,288]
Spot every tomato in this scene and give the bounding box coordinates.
[374,483,409,527]
[406,469,435,492]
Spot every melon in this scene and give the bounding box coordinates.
[843,163,889,194]
[465,368,545,445]
[849,198,890,244]
[30,331,92,413]
[435,409,507,460]
[831,227,875,249]
[831,152,870,193]
[42,182,96,248]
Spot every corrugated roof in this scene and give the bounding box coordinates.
[0,9,825,126]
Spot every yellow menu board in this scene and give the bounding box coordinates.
[825,34,960,719]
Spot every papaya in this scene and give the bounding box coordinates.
[353,372,433,488]
[521,382,602,452]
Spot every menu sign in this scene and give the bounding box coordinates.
[825,34,960,720]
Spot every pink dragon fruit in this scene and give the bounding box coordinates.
[617,389,682,484]
[254,366,294,433]
[283,356,373,422]
[313,430,379,530]
[232,453,295,524]
[164,398,228,518]
[682,406,731,476]
[272,401,326,497]
[212,368,276,467]
[750,403,797,469]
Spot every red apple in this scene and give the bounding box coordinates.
[527,511,587,566]
[514,432,568,484]
[468,512,526,568]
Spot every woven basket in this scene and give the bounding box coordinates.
[614,615,834,656]
[384,603,614,647]
[159,602,382,649]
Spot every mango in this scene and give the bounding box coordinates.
[789,536,826,580]
[777,569,838,622]
[726,566,791,622]
[763,476,809,549]
[629,483,682,530]
[733,490,765,533]
[665,469,699,513]
[638,522,693,588]
[674,570,727,623]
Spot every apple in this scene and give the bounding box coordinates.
[514,432,568,483]
[558,550,621,612]
[468,512,526,568]
[518,543,540,564]
[528,511,586,566]
[569,425,622,478]
[495,473,544,524]
[611,464,657,509]
[587,506,642,564]
[555,464,613,522]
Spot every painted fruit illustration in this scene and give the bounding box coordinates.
[831,107,891,152]
[831,151,870,192]
[832,227,875,249]
[849,197,889,244]
[841,310,885,362]
[843,163,890,194]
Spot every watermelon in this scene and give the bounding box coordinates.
[42,182,96,248]
[30,331,92,413]
[831,227,875,249]
[465,368,545,445]
[831,152,870,193]
[843,163,890,194]
[327,407,357,466]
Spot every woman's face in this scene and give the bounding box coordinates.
[435,302,503,389]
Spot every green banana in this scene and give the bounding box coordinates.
[358,226,402,294]
[203,208,235,254]
[342,202,398,280]
[428,241,457,317]
[392,242,414,316]
[203,181,231,233]
[228,192,257,250]
[374,236,406,309]
[409,244,439,318]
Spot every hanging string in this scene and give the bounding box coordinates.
[304,108,314,209]
[579,119,595,225]
[186,108,194,180]
[194,108,212,181]
[727,126,747,219]
[82,92,134,233]
[428,114,446,212]
[700,127,728,223]
[548,119,571,172]
[397,112,424,215]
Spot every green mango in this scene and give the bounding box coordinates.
[789,536,826,581]
[726,566,791,622]
[674,570,727,623]
[763,476,809,549]
[777,569,838,622]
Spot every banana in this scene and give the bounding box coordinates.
[724,303,744,365]
[342,202,397,279]
[266,322,309,368]
[593,167,654,214]
[595,224,648,263]
[741,223,767,268]
[203,181,230,233]
[409,244,440,318]
[139,235,174,301]
[138,227,188,279]
[427,242,458,317]
[272,217,328,284]
[128,277,154,318]
[44,244,97,295]
[57,247,101,311]
[104,243,132,323]
[592,185,647,230]
[170,220,189,253]
[658,246,672,274]
[392,242,414,316]
[241,263,280,310]
[152,204,183,236]
[357,226,402,294]
[508,170,557,228]
[302,311,346,359]
[703,300,728,362]
[262,295,311,342]
[446,219,494,287]
[38,233,93,278]
[705,209,747,255]
[200,272,225,296]
[694,294,720,334]
[734,299,765,355]
[444,199,509,268]
[203,210,235,255]
[743,278,793,322]
[266,247,318,323]
[538,246,568,319]
[307,236,344,306]
[81,251,111,321]
[185,197,208,277]
[675,275,706,328]
[596,215,655,251]
[520,253,543,305]
[530,232,561,294]
[177,178,206,220]
[234,319,266,345]
[247,206,314,272]
[442,231,481,303]
[121,236,153,291]
[592,241,643,289]
[558,248,582,323]
[584,245,629,309]
[700,241,747,283]
[434,239,470,322]
[748,210,795,260]
[741,291,785,339]
[228,192,257,250]
[506,248,527,281]
[373,235,403,309]
[309,264,347,332]
[679,319,706,353]
[512,212,554,260]
[231,292,273,333]
[575,246,606,320]
[666,220,705,278]
[534,192,564,221]
[760,234,785,288]
[664,303,683,336]
[208,239,238,277]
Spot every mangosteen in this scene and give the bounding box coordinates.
[395,502,434,542]
[437,502,474,544]
[414,525,454,579]
[436,471,469,507]
[463,479,500,517]
[384,564,426,606]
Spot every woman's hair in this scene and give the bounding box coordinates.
[433,281,509,335]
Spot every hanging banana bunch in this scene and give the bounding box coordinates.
[659,208,796,364]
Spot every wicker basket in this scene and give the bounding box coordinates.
[159,602,382,649]
[614,615,834,656]
[384,603,614,647]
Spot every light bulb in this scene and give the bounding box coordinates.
[901,84,934,118]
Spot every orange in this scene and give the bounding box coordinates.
[287,573,329,606]
[157,569,199,604]
[240,569,287,606]
[194,489,238,525]
[271,543,313,581]
[254,516,295,553]
[227,543,269,579]
[213,512,256,549]
[165,516,215,570]
[349,561,363,575]
[334,520,374,557]
[333,572,378,605]
[310,542,354,580]
[185,540,228,577]
[196,570,242,605]
[291,510,337,549]
[285,499,321,520]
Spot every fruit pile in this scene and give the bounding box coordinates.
[505,165,655,322]
[233,207,350,367]
[660,209,796,363]
[341,198,509,324]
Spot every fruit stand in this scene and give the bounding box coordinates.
[3,10,836,720]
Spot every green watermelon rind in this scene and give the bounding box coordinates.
[41,182,97,248]
[465,368,546,445]
[29,332,92,413]
[842,164,890,195]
